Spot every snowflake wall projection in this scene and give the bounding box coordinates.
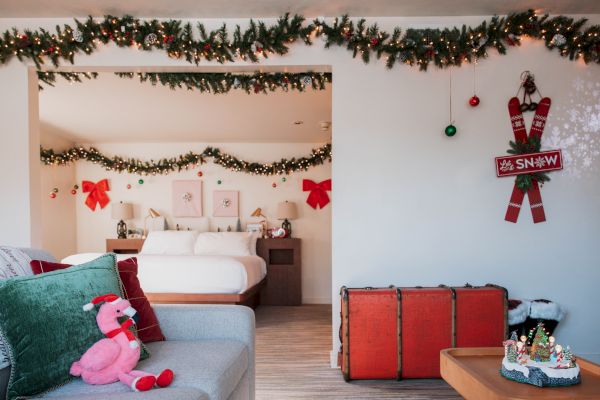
[543,73,600,178]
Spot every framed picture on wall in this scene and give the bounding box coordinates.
[213,190,239,217]
[172,180,203,217]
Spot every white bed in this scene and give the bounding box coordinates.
[62,253,266,294]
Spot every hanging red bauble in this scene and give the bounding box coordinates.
[49,192,57,199]
[469,95,480,107]
[126,184,132,189]
[272,183,277,188]
[197,171,203,177]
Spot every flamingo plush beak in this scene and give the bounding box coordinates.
[123,306,137,319]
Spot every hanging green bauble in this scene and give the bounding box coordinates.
[217,179,222,185]
[281,177,287,182]
[138,179,144,184]
[444,124,457,137]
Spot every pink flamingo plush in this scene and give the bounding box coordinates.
[70,293,174,392]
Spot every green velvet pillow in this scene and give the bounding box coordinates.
[0,253,148,400]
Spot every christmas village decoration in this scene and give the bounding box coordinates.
[501,323,580,387]
[495,72,563,223]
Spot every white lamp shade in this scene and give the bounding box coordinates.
[277,201,298,220]
[111,202,133,220]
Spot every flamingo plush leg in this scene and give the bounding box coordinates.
[118,372,156,392]
[131,369,174,388]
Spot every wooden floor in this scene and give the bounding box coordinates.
[255,305,462,399]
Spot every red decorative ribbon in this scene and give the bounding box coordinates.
[82,179,110,211]
[105,318,136,343]
[303,179,332,209]
[505,97,551,223]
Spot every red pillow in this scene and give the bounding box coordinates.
[30,257,165,343]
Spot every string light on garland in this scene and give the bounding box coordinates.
[37,71,332,94]
[0,11,598,72]
[39,144,331,176]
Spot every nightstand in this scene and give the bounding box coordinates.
[257,238,301,306]
[106,238,145,254]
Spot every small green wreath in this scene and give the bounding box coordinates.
[506,136,550,192]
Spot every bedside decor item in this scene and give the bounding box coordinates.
[277,201,298,237]
[111,202,133,239]
[270,227,289,239]
[250,207,268,237]
[213,190,239,217]
[172,180,203,217]
[303,179,332,209]
[500,323,580,387]
[82,179,110,211]
[143,207,165,238]
[71,293,174,391]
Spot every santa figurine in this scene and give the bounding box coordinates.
[552,344,564,365]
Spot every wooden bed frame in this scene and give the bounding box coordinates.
[146,279,266,309]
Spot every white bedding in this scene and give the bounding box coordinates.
[61,253,267,294]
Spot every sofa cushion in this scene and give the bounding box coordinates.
[43,340,248,400]
[44,387,207,400]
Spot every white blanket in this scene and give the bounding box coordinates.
[62,253,266,294]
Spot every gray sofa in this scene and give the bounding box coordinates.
[0,249,255,400]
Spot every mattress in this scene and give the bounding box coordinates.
[61,253,267,294]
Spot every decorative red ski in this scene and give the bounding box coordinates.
[504,97,552,223]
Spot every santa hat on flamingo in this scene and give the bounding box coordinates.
[83,293,122,311]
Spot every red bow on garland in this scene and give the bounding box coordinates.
[303,179,332,209]
[82,179,110,211]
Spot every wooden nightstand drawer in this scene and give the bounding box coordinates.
[106,239,145,254]
[257,238,301,306]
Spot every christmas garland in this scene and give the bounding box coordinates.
[37,71,332,93]
[40,143,332,176]
[507,136,550,191]
[2,10,599,72]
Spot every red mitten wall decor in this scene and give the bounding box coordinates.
[302,179,331,209]
[82,179,110,211]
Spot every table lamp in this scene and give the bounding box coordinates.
[143,208,161,238]
[277,201,298,237]
[111,202,133,239]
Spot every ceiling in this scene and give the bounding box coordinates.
[1,0,598,18]
[39,73,332,144]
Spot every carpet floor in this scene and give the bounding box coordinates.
[255,304,462,399]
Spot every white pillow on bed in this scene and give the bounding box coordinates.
[141,230,198,255]
[194,232,254,256]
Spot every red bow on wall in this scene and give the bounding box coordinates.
[82,179,111,211]
[303,179,332,209]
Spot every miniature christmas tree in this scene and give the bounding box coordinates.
[530,323,551,362]
[507,343,518,362]
[563,346,573,362]
[236,218,242,232]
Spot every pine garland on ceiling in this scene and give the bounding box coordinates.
[1,10,599,71]
[40,144,332,176]
[37,71,332,93]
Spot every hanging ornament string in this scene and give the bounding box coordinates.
[469,60,480,107]
[445,69,457,137]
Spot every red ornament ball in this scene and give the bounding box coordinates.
[70,189,77,195]
[49,192,56,199]
[469,95,480,107]
[272,183,277,188]
[126,184,132,189]
[197,171,203,177]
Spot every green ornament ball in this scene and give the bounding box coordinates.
[444,124,457,137]
[282,177,287,182]
[217,180,222,185]
[138,179,144,184]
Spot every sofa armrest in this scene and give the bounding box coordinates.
[152,304,255,399]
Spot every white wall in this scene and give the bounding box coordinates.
[72,142,332,304]
[39,132,77,259]
[1,15,599,360]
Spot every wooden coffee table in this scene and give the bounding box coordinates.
[440,347,600,400]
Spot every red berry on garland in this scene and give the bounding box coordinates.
[197,171,203,177]
[370,38,379,46]
[203,43,211,51]
[469,95,480,107]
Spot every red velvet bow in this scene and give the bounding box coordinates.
[303,179,332,209]
[82,179,110,211]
